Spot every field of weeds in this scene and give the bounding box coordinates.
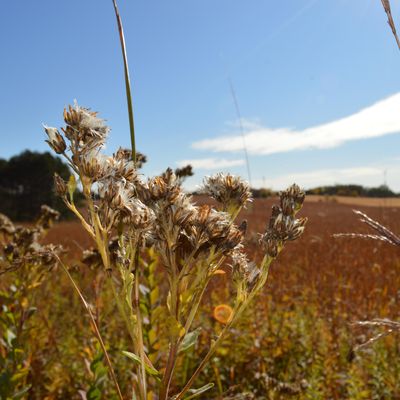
[2,2,400,399]
[9,196,393,399]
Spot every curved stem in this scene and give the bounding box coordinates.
[55,255,124,400]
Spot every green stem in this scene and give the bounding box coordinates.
[134,248,148,400]
[160,242,180,399]
[175,256,274,400]
[112,0,136,164]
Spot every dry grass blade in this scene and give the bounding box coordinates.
[355,318,400,329]
[353,209,400,245]
[54,255,125,400]
[333,232,395,245]
[381,0,400,50]
[351,319,400,352]
[334,209,400,246]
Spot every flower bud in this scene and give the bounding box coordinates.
[44,125,66,154]
[54,173,67,197]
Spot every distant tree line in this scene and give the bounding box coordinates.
[306,184,399,198]
[0,150,72,221]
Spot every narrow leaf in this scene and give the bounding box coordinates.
[179,328,201,353]
[184,383,214,399]
[122,351,161,378]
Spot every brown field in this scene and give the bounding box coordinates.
[46,195,400,322]
[36,196,400,398]
[306,194,400,208]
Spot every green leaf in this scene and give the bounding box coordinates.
[87,386,102,400]
[179,328,201,353]
[5,329,16,347]
[184,383,214,399]
[122,351,161,379]
[68,174,77,202]
[25,307,37,320]
[150,287,159,305]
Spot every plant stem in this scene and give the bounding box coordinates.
[55,255,124,400]
[175,256,272,400]
[160,342,179,400]
[160,243,180,399]
[134,248,148,400]
[112,0,136,164]
[175,323,231,400]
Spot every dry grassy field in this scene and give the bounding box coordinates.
[44,195,400,328]
[3,195,400,399]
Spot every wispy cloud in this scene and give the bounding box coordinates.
[192,93,400,155]
[254,166,389,190]
[176,158,244,170]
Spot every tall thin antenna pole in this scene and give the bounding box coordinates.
[228,78,252,187]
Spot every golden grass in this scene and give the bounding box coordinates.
[306,194,400,208]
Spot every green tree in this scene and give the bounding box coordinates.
[0,150,71,221]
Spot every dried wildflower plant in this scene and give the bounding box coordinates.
[43,104,307,399]
[0,205,62,276]
[335,210,400,355]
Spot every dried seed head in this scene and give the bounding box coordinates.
[44,125,66,154]
[114,148,147,168]
[175,164,194,180]
[100,181,155,230]
[37,205,60,229]
[124,199,155,230]
[0,213,15,235]
[203,173,252,209]
[108,156,138,183]
[260,185,306,258]
[169,193,197,228]
[279,184,305,216]
[231,247,260,291]
[135,152,147,169]
[146,169,181,203]
[260,233,280,258]
[53,173,67,197]
[79,151,110,181]
[63,103,109,152]
[202,210,244,254]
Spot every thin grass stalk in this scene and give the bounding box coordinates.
[54,255,124,400]
[112,0,136,163]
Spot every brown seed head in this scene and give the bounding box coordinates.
[279,184,305,216]
[44,125,67,154]
[0,213,15,235]
[203,173,252,209]
[63,103,109,152]
[53,173,67,197]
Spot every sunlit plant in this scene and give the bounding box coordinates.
[43,104,307,399]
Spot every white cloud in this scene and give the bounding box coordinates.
[192,93,400,155]
[176,158,244,170]
[253,166,391,190]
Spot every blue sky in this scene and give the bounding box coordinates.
[1,0,400,190]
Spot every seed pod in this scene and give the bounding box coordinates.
[44,125,67,154]
[54,173,67,197]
